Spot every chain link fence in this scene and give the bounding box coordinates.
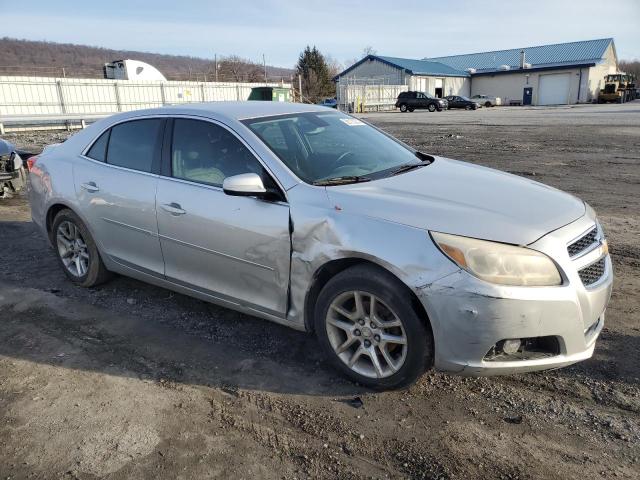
[336,80,407,112]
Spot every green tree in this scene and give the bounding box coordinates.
[296,46,334,103]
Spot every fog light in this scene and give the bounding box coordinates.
[502,339,521,354]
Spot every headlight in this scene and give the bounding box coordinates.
[430,232,562,286]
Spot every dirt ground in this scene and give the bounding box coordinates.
[0,103,639,480]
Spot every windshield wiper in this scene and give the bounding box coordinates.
[390,163,428,176]
[313,175,372,186]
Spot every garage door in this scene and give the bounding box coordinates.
[538,73,571,105]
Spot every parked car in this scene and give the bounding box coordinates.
[0,138,27,199]
[29,102,612,389]
[445,95,482,110]
[396,91,447,112]
[470,94,502,107]
[318,98,338,108]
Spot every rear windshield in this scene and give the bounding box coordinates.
[243,112,422,184]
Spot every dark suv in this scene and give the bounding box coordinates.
[396,91,447,112]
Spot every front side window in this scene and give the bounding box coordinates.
[244,112,427,184]
[106,119,163,172]
[171,119,266,187]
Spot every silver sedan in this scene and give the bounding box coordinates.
[29,102,612,389]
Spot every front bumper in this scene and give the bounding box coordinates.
[418,214,613,375]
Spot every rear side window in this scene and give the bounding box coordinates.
[86,130,109,162]
[106,119,163,173]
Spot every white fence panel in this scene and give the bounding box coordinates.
[0,76,291,117]
[59,79,119,114]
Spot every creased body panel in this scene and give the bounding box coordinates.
[286,186,459,329]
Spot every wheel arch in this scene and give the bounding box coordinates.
[303,257,432,336]
[46,202,75,242]
[45,202,103,256]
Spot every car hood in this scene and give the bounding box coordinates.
[325,157,586,245]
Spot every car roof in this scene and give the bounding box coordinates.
[110,101,330,123]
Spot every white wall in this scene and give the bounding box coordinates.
[408,75,469,96]
[471,68,588,105]
[0,76,292,116]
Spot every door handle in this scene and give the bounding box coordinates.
[161,202,186,216]
[80,182,99,192]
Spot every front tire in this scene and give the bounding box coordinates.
[314,265,433,389]
[485,101,492,108]
[428,103,436,112]
[51,209,112,287]
[399,103,408,112]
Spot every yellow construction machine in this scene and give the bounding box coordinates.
[598,73,637,103]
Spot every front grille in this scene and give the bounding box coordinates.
[567,227,598,257]
[578,258,606,286]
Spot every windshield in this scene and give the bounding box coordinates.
[243,112,426,184]
[460,96,472,101]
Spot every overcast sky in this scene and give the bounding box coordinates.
[1,0,638,68]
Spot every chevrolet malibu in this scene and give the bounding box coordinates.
[29,102,612,389]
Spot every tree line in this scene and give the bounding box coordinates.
[619,60,640,79]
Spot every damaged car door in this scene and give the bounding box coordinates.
[155,118,291,317]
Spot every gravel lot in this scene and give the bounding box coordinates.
[1,103,639,479]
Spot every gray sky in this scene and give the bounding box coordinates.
[1,0,638,68]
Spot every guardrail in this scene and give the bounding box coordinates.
[0,114,109,134]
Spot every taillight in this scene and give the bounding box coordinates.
[26,155,39,170]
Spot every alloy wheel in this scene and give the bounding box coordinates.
[325,290,407,379]
[56,220,90,277]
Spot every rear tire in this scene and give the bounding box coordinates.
[314,265,433,390]
[399,104,408,112]
[51,209,112,287]
[485,101,492,108]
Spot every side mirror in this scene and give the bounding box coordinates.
[222,173,267,197]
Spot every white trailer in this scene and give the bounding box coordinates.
[104,59,167,81]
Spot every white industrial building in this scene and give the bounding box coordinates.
[335,38,619,107]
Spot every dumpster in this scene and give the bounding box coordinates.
[248,86,291,102]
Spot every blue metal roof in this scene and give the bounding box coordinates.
[425,38,613,74]
[375,56,469,77]
[334,55,469,80]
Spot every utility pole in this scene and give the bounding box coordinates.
[263,54,267,85]
[214,54,218,82]
[298,74,303,103]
